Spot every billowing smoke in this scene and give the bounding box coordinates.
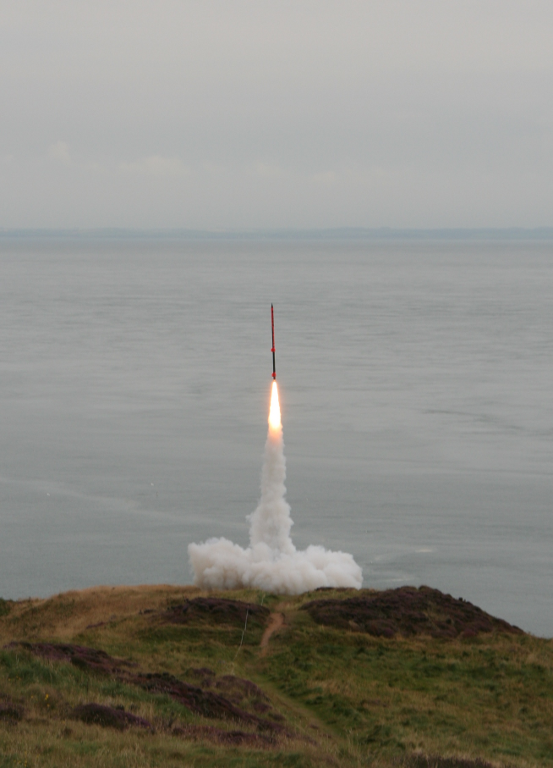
[188,382,362,594]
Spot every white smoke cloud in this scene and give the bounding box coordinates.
[188,393,362,594]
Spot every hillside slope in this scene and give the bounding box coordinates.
[0,585,551,767]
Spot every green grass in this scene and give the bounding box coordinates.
[0,585,552,766]
[260,617,553,764]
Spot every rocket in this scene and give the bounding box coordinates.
[271,304,276,379]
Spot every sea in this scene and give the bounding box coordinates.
[0,236,551,636]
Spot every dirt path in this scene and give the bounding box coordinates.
[260,612,285,656]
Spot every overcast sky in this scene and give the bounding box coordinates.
[1,1,553,230]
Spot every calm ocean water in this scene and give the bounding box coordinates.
[0,237,551,635]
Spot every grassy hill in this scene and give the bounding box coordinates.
[0,584,552,767]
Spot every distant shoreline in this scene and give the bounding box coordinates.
[2,226,553,241]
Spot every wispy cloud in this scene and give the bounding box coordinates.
[118,155,188,177]
[254,162,285,180]
[48,141,71,166]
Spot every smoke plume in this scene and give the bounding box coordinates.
[188,382,362,594]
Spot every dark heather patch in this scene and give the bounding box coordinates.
[185,670,274,714]
[185,667,215,687]
[71,703,151,730]
[214,675,270,700]
[0,703,23,722]
[133,671,284,732]
[403,756,496,768]
[172,724,276,747]
[9,641,286,731]
[163,597,270,627]
[302,586,523,639]
[190,670,279,718]
[5,642,136,675]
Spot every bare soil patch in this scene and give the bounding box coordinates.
[260,612,285,656]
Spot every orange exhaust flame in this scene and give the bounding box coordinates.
[268,380,281,431]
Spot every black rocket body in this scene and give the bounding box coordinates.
[271,304,276,379]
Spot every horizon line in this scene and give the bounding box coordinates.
[2,226,553,241]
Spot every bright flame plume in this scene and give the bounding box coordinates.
[268,381,281,431]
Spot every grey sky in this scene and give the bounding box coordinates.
[1,1,552,229]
